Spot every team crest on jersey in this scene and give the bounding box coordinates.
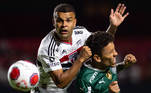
[106,71,112,80]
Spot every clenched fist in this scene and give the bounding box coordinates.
[124,54,137,68]
[78,46,92,63]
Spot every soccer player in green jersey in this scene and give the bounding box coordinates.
[77,32,136,93]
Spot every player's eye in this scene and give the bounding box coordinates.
[56,18,63,23]
[66,19,72,22]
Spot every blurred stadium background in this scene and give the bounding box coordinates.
[0,0,151,93]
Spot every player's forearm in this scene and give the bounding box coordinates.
[53,58,83,88]
[116,62,125,73]
[106,24,117,37]
[52,46,91,88]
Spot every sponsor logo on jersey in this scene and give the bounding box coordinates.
[87,86,92,93]
[75,31,83,35]
[98,78,105,84]
[49,62,60,67]
[89,72,98,83]
[76,40,82,46]
[49,57,55,62]
[48,56,60,67]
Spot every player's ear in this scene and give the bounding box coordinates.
[52,12,57,27]
[73,18,77,27]
[93,54,101,63]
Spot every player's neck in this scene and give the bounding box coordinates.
[90,61,107,70]
[54,32,72,43]
[60,38,72,43]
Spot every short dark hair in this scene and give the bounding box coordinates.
[85,31,114,56]
[53,3,76,17]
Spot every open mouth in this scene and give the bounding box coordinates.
[110,62,116,67]
[60,30,68,34]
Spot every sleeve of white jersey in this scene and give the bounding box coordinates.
[37,34,62,72]
[82,27,92,43]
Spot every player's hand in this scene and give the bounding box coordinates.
[109,81,120,93]
[124,54,137,68]
[109,3,129,27]
[78,46,92,63]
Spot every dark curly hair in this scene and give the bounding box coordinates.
[85,31,114,57]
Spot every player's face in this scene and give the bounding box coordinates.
[53,12,76,41]
[101,42,118,67]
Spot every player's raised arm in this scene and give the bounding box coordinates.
[106,3,129,37]
[50,46,91,88]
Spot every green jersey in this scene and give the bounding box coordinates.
[77,63,118,93]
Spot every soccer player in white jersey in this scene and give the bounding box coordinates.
[31,3,130,93]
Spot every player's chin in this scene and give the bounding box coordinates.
[111,60,116,67]
[111,63,116,67]
[60,35,69,39]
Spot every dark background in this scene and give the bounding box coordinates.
[0,0,151,93]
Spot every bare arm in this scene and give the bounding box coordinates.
[106,3,129,37]
[50,46,92,88]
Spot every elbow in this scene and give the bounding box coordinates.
[49,70,69,89]
[53,78,68,88]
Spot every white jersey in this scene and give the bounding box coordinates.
[35,26,91,93]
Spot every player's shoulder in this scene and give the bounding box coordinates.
[74,26,86,30]
[41,29,55,42]
[39,29,56,47]
[45,29,55,39]
[80,65,96,77]
[73,26,90,35]
[80,66,99,84]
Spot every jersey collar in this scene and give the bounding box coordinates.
[84,60,109,72]
[54,30,73,45]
